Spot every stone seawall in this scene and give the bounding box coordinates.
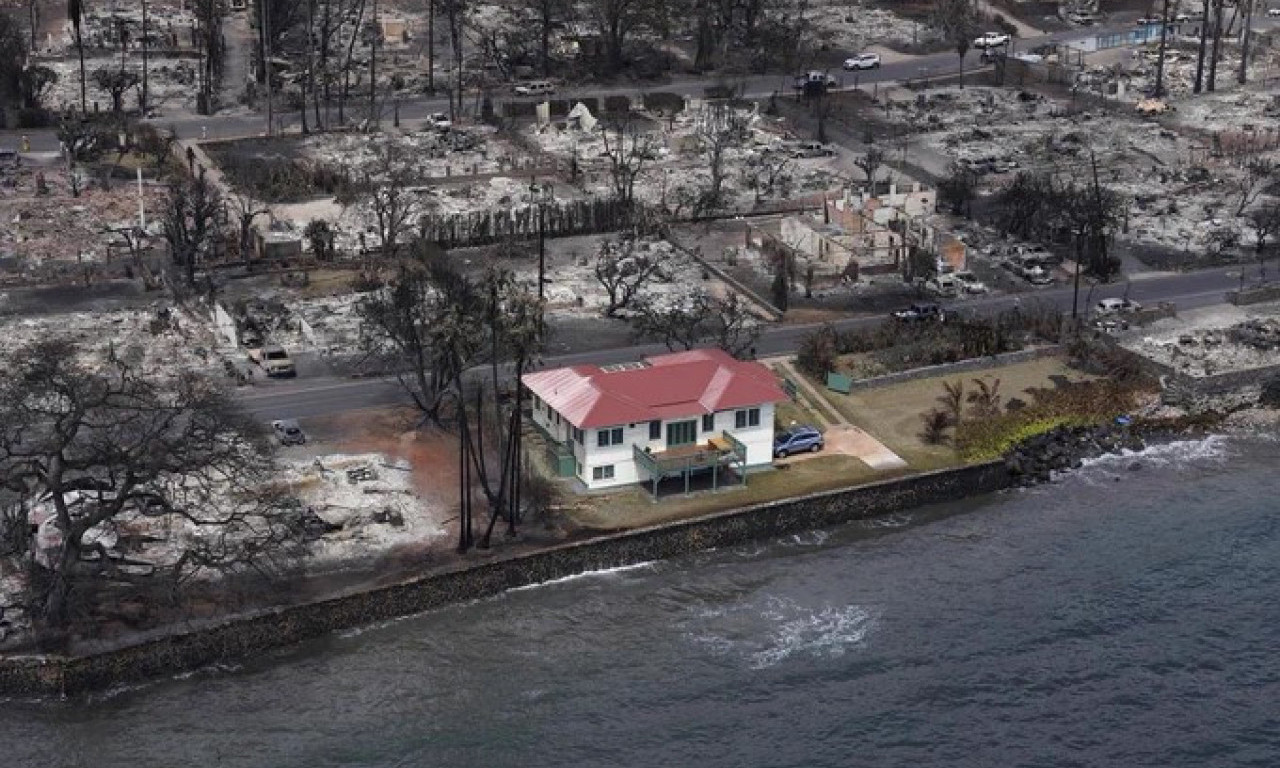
[0,461,1010,697]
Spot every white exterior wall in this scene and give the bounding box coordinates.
[577,403,778,491]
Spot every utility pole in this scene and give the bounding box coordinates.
[141,0,149,113]
[1208,0,1224,91]
[370,0,379,126]
[1238,0,1254,84]
[427,0,435,93]
[1154,0,1171,97]
[262,0,273,135]
[1194,0,1210,92]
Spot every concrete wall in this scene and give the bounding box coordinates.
[0,461,1011,697]
[1227,284,1280,306]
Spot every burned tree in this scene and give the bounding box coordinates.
[346,142,419,261]
[695,105,751,213]
[162,171,223,286]
[0,339,294,630]
[741,151,794,205]
[854,146,886,193]
[57,113,105,198]
[1234,159,1275,216]
[633,290,761,358]
[594,236,667,317]
[938,161,978,217]
[228,191,270,261]
[934,0,978,89]
[357,244,481,424]
[600,119,658,212]
[1250,201,1280,253]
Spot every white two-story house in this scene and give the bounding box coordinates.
[523,349,788,491]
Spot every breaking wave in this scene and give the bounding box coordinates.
[507,561,658,592]
[1077,434,1234,473]
[690,595,876,670]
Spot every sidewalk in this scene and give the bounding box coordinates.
[771,357,909,471]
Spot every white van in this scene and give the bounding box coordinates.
[514,80,556,96]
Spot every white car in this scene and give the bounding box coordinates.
[1096,298,1142,315]
[513,80,555,96]
[953,271,989,294]
[973,32,1011,49]
[1269,7,1280,16]
[426,112,452,130]
[843,53,881,71]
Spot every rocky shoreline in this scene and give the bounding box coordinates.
[1005,394,1279,487]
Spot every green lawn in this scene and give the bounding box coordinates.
[806,355,1096,470]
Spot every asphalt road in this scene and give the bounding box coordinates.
[10,16,1255,151]
[238,264,1255,422]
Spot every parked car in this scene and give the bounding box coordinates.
[843,53,881,71]
[1269,8,1280,17]
[250,344,297,377]
[774,426,824,458]
[1135,16,1161,25]
[793,71,838,90]
[1022,265,1054,285]
[953,271,989,294]
[973,32,1011,49]
[1096,298,1142,315]
[272,419,307,446]
[513,80,555,96]
[791,140,836,159]
[924,275,959,298]
[1091,316,1130,334]
[426,112,452,130]
[892,302,944,322]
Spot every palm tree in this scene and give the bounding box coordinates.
[938,379,966,426]
[68,0,86,111]
[966,377,1003,420]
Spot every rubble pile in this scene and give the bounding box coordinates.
[0,304,229,381]
[539,237,710,316]
[804,0,936,52]
[41,55,200,113]
[917,87,1278,253]
[524,102,843,213]
[278,453,447,570]
[228,291,366,354]
[1079,44,1280,105]
[0,162,168,284]
[1128,315,1280,378]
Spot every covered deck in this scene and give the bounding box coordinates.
[633,432,749,499]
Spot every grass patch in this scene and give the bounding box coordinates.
[806,355,1096,470]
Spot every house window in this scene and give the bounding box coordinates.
[667,419,697,447]
[597,427,624,447]
[592,465,615,481]
[735,408,761,429]
[702,413,715,432]
[572,427,584,444]
[649,420,661,440]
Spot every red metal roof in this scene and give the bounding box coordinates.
[522,349,787,429]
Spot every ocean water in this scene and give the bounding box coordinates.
[2,435,1278,768]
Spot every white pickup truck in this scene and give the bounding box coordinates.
[248,344,297,377]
